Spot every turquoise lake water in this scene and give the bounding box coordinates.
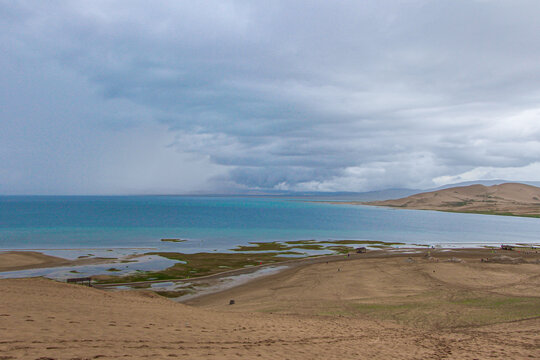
[1,196,540,252]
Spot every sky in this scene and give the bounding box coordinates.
[1,0,540,195]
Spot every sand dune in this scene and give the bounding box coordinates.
[0,251,116,272]
[365,182,540,216]
[1,248,539,359]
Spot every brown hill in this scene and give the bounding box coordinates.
[366,183,540,217]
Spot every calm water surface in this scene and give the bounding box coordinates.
[1,196,539,252]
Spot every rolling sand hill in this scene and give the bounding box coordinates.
[0,251,116,272]
[365,182,540,217]
[1,248,539,359]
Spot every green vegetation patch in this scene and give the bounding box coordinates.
[95,251,293,284]
[129,283,151,289]
[154,289,193,298]
[324,240,404,245]
[325,245,354,254]
[286,239,403,246]
[442,200,473,207]
[232,239,403,254]
[284,240,318,245]
[443,210,540,218]
[349,292,540,329]
[94,238,405,285]
[161,238,186,243]
[292,244,326,251]
[232,241,291,251]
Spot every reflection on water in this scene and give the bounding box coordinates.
[109,265,289,301]
[179,265,288,301]
[150,281,175,288]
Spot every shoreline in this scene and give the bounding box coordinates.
[2,244,538,283]
[0,247,156,251]
[97,247,540,302]
[322,183,540,218]
[1,247,539,359]
[314,199,540,218]
[94,250,370,289]
[184,247,540,305]
[0,251,118,272]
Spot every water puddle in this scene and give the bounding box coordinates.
[176,265,288,301]
[108,265,289,301]
[0,255,179,280]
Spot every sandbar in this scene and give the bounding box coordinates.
[0,251,116,272]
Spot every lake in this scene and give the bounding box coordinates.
[1,196,539,253]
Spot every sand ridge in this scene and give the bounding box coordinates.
[188,248,540,314]
[1,248,539,359]
[362,182,540,216]
[0,277,438,360]
[0,251,117,272]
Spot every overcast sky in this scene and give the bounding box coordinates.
[2,0,540,194]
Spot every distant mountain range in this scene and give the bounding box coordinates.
[235,180,540,202]
[275,188,420,201]
[430,179,540,191]
[364,182,540,217]
[192,180,540,204]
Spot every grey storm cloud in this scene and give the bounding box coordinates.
[2,0,540,194]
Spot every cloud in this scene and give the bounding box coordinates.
[2,0,540,194]
[433,162,540,186]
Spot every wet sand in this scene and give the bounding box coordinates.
[0,251,116,272]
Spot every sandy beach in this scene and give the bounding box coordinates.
[0,251,117,273]
[1,248,539,359]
